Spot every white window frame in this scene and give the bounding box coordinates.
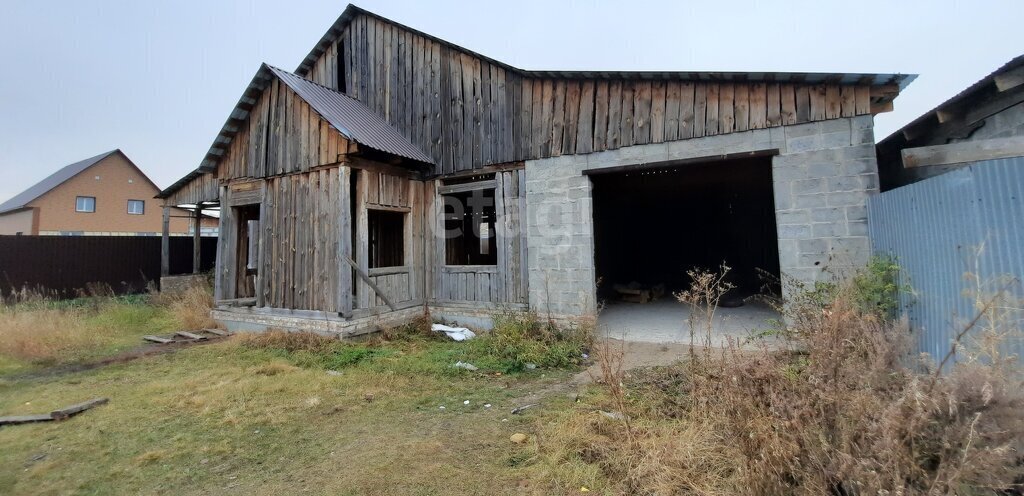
[75,196,96,213]
[127,199,145,215]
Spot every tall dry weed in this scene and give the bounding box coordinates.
[155,284,218,330]
[543,266,1024,495]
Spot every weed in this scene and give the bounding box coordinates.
[538,263,1024,495]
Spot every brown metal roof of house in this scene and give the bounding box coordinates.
[0,150,120,214]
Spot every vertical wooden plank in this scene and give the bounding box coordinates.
[576,80,595,154]
[854,85,871,115]
[664,81,681,141]
[480,61,492,166]
[809,84,827,121]
[649,80,666,143]
[780,83,797,125]
[749,82,767,129]
[338,167,352,314]
[516,169,527,303]
[594,81,610,151]
[619,83,635,146]
[355,171,369,308]
[679,82,696,139]
[794,85,811,123]
[734,83,750,132]
[449,51,463,173]
[563,81,581,154]
[633,81,652,145]
[430,42,443,166]
[840,85,856,117]
[470,57,483,168]
[704,83,719,136]
[825,84,841,119]
[550,80,566,156]
[718,83,734,134]
[766,83,782,127]
[494,172,507,303]
[539,79,554,156]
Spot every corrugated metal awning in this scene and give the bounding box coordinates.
[267,65,433,164]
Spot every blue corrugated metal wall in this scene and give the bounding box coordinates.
[868,157,1024,367]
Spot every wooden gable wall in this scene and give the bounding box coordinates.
[302,14,875,175]
[216,77,351,182]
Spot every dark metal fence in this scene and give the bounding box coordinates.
[0,235,217,297]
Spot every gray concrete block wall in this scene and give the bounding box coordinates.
[525,115,879,318]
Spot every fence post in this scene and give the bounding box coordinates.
[193,203,203,274]
[161,206,170,278]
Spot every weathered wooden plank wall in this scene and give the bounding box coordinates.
[257,168,344,312]
[163,173,219,206]
[430,169,528,304]
[354,168,421,310]
[302,14,874,174]
[216,79,350,182]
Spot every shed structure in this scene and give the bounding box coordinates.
[160,4,914,334]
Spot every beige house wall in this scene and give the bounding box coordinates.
[26,153,191,235]
[0,208,36,235]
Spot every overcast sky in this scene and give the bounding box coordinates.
[0,0,1020,202]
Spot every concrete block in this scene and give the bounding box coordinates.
[792,178,825,194]
[786,135,822,154]
[778,224,813,240]
[821,131,853,149]
[827,191,866,208]
[810,207,846,223]
[776,209,810,225]
[793,193,827,209]
[798,237,829,254]
[812,222,846,237]
[827,175,864,192]
[845,205,867,221]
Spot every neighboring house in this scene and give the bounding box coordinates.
[158,4,913,335]
[877,54,1024,190]
[0,150,211,236]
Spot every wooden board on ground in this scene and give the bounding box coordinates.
[0,397,109,426]
[175,331,207,341]
[143,335,174,344]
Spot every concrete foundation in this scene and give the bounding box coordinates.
[598,299,780,348]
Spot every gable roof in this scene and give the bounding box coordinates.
[296,4,915,91]
[158,64,432,199]
[0,150,154,214]
[268,65,433,164]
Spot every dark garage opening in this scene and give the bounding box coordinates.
[591,156,781,304]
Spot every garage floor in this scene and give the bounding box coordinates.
[597,299,782,348]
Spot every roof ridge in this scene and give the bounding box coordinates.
[0,149,121,214]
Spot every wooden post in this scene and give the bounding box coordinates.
[337,167,353,316]
[192,203,203,274]
[161,206,171,278]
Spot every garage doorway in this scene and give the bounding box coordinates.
[589,156,781,344]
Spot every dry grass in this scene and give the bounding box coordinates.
[537,268,1024,495]
[0,305,98,366]
[239,328,339,353]
[150,283,218,331]
[0,282,217,372]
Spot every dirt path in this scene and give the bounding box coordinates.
[3,337,227,381]
[508,339,692,411]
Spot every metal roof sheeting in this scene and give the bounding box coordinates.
[267,65,434,164]
[868,157,1024,370]
[0,150,120,214]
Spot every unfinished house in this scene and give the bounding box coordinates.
[158,4,913,336]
